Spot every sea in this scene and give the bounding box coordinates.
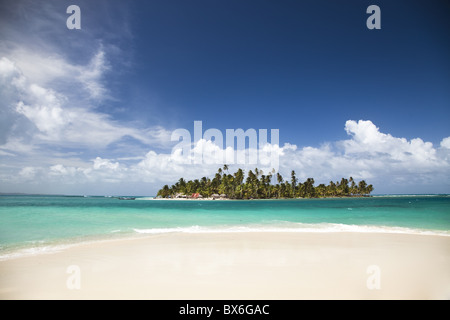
[0,194,449,260]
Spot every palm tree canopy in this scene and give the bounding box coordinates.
[157,167,374,199]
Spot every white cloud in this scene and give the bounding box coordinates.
[7,119,446,195]
[0,1,172,194]
[343,120,437,164]
[76,49,109,100]
[43,157,128,186]
[3,47,109,100]
[441,137,450,149]
[279,120,449,189]
[0,54,171,152]
[93,157,120,171]
[0,138,37,155]
[1,117,449,195]
[19,167,38,180]
[0,57,18,76]
[7,49,77,86]
[15,86,67,138]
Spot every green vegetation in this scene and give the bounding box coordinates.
[157,166,374,199]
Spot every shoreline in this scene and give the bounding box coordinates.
[148,195,373,201]
[2,226,449,262]
[1,232,449,299]
[2,225,449,262]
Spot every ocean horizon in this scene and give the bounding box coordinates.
[1,194,449,260]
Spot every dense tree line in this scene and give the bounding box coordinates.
[156,165,374,199]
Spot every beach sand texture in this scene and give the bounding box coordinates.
[1,232,449,300]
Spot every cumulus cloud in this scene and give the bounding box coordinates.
[3,119,448,195]
[342,120,438,165]
[274,120,449,190]
[0,1,171,154]
[136,120,447,192]
[441,137,450,149]
[0,54,171,153]
[19,167,38,180]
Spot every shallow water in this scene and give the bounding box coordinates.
[1,194,449,259]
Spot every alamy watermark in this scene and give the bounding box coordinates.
[366,5,381,30]
[66,265,81,290]
[66,5,81,30]
[171,121,280,172]
[66,5,380,31]
[366,264,381,290]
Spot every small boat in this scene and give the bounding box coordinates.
[118,197,136,200]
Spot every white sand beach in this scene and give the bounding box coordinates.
[1,232,449,300]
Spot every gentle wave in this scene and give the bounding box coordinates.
[0,243,74,261]
[2,223,448,261]
[133,223,450,236]
[0,234,138,261]
[0,233,134,261]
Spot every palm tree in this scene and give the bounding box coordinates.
[284,181,291,198]
[246,170,254,184]
[304,178,315,198]
[266,172,273,198]
[339,178,349,196]
[276,173,283,198]
[234,168,244,199]
[358,180,368,195]
[157,184,170,198]
[177,178,187,194]
[156,167,374,200]
[349,177,356,196]
[366,184,374,196]
[316,184,326,197]
[291,170,297,198]
[328,181,336,197]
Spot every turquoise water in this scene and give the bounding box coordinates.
[0,195,449,259]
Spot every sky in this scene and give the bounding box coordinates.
[0,0,449,195]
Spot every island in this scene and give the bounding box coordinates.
[156,165,373,199]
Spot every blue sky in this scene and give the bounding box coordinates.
[0,0,449,195]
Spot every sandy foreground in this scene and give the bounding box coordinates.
[1,232,449,300]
